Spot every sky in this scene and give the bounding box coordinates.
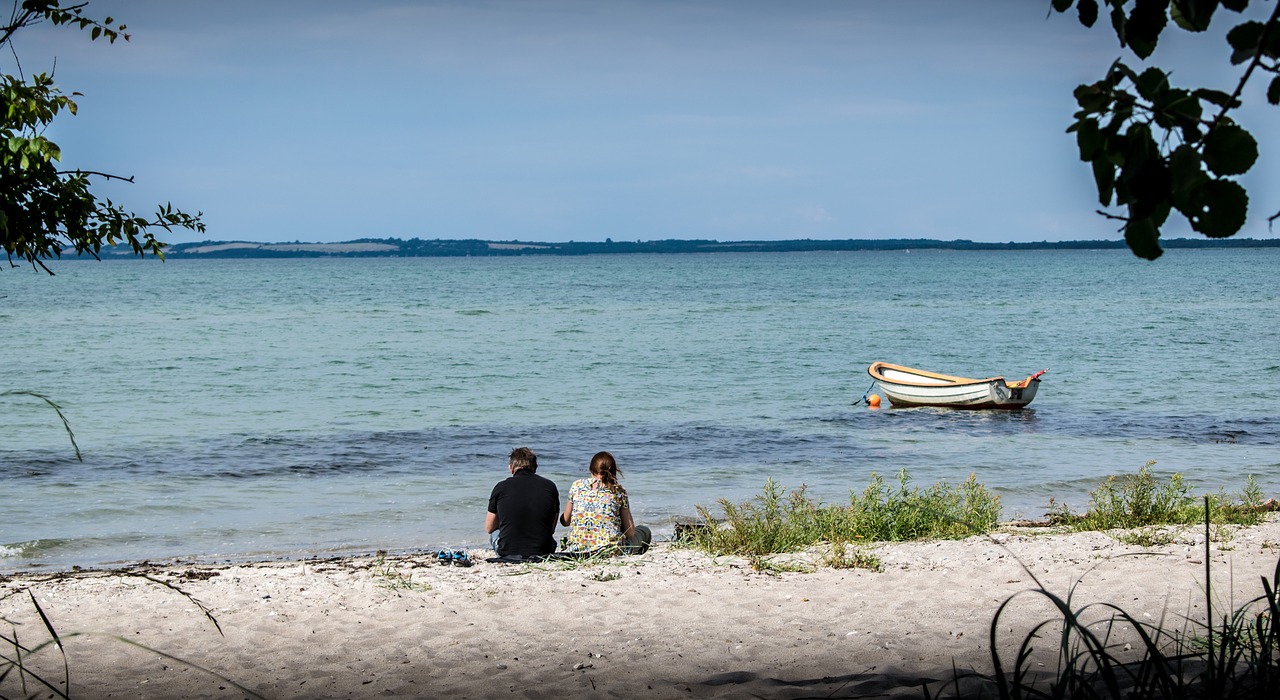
[12,0,1279,245]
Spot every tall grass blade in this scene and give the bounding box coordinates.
[4,577,245,699]
[1203,495,1216,696]
[1,390,82,462]
[27,589,70,698]
[105,634,267,699]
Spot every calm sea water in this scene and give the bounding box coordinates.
[3,250,1278,571]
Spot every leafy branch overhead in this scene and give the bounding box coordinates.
[1051,0,1279,259]
[2,1,204,275]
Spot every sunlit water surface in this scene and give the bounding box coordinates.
[3,250,1277,571]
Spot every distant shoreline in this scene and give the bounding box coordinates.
[79,236,1280,259]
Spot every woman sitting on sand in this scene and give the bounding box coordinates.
[559,451,651,555]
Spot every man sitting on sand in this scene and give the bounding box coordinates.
[485,447,560,558]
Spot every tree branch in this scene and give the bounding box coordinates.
[57,169,135,183]
[1,1,41,48]
[1208,1,1280,133]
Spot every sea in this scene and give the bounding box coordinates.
[3,249,1278,572]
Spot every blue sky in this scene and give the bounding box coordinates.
[14,0,1278,244]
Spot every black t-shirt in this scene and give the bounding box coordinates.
[487,470,560,557]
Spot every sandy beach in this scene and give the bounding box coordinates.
[5,517,1280,699]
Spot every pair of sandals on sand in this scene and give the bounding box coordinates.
[435,549,473,567]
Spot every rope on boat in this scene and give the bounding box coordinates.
[853,381,876,406]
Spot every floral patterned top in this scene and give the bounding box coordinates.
[563,477,629,552]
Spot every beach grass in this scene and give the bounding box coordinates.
[372,553,433,592]
[1049,462,1269,538]
[932,500,1280,700]
[678,469,1001,562]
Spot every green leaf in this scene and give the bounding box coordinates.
[1221,0,1247,10]
[1193,87,1239,108]
[1151,197,1172,229]
[1107,60,1140,87]
[1171,0,1219,32]
[1075,118,1103,160]
[1124,217,1164,260]
[1169,145,1210,216]
[1112,124,1171,220]
[1053,0,1075,12]
[1268,29,1280,60]
[1109,3,1128,42]
[1135,66,1169,101]
[1188,179,1248,237]
[1152,88,1201,133]
[1078,0,1099,27]
[1125,161,1172,220]
[1110,92,1136,124]
[1092,157,1117,206]
[1269,76,1280,105]
[1202,122,1258,176]
[1074,81,1112,112]
[1126,0,1170,59]
[1123,122,1159,168]
[1227,20,1264,64]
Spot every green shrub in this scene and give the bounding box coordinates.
[1052,462,1267,532]
[686,478,826,557]
[850,470,1002,541]
[681,470,1002,562]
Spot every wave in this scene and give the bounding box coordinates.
[0,538,72,559]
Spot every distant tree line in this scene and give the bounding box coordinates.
[75,236,1280,260]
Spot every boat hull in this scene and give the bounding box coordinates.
[867,362,1040,409]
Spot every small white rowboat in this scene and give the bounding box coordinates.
[867,362,1047,409]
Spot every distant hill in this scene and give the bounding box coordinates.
[86,236,1280,259]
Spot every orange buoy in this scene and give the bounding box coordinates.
[868,394,881,408]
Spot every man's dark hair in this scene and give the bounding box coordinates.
[509,446,537,473]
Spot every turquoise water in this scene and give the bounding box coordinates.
[3,250,1278,571]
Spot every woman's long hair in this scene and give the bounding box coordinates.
[589,451,624,493]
